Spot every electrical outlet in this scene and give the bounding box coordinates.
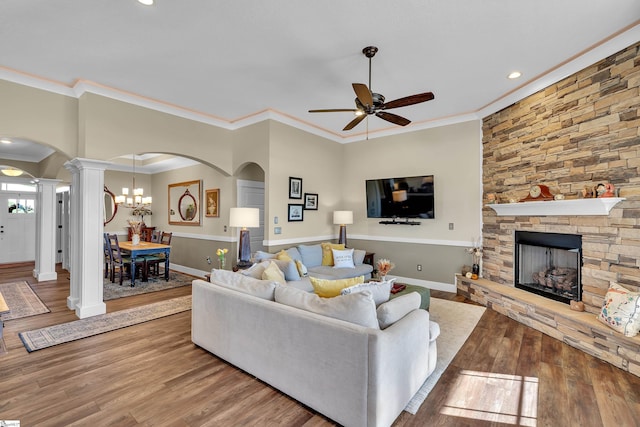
[206,256,212,265]
[449,222,454,230]
[224,225,228,232]
[274,226,282,234]
[417,264,422,271]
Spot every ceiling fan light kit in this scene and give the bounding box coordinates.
[309,46,435,131]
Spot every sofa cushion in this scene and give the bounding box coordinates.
[321,242,345,266]
[310,275,365,298]
[297,244,323,268]
[262,261,287,285]
[353,249,366,266]
[272,259,301,281]
[376,291,421,329]
[285,247,303,262]
[598,282,640,337]
[240,262,268,279]
[274,285,379,329]
[211,269,277,300]
[276,249,293,262]
[332,248,355,269]
[341,279,393,306]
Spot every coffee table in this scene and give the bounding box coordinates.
[390,284,430,310]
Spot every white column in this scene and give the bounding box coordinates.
[33,178,61,282]
[64,158,110,319]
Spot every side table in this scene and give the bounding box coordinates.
[363,252,376,276]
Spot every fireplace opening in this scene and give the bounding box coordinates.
[514,231,582,304]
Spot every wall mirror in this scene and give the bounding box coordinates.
[168,180,201,226]
[104,186,118,225]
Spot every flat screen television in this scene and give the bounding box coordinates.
[366,175,434,219]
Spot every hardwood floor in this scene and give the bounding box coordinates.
[1,263,639,426]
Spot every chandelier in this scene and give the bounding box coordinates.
[115,154,152,208]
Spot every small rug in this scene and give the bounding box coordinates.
[404,297,486,414]
[19,295,191,352]
[0,281,50,321]
[103,270,195,300]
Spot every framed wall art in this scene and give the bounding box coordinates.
[205,188,220,217]
[168,180,201,226]
[304,193,318,210]
[289,177,302,199]
[288,204,304,222]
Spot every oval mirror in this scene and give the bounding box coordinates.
[179,189,197,221]
[104,186,118,225]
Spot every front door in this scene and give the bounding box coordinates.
[0,192,36,263]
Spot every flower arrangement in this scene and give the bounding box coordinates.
[376,258,395,278]
[216,248,229,269]
[128,219,143,235]
[466,238,483,266]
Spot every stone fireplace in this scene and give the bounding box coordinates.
[514,231,582,304]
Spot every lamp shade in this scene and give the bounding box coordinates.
[333,210,353,225]
[230,207,260,228]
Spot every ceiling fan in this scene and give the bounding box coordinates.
[309,46,435,131]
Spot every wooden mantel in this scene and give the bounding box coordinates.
[488,197,625,217]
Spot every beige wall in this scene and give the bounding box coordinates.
[1,77,482,287]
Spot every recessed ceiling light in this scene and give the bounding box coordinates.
[1,138,12,144]
[138,0,153,5]
[508,71,522,79]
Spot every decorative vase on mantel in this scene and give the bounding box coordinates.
[132,233,141,245]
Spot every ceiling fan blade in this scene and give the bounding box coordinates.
[376,111,411,126]
[308,109,358,113]
[343,114,367,131]
[352,83,373,107]
[382,92,435,110]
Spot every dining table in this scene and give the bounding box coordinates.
[118,241,171,286]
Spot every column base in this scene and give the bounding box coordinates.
[33,270,58,282]
[75,302,107,319]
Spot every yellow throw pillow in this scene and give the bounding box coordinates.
[310,275,365,298]
[262,261,286,285]
[321,242,345,266]
[276,249,293,262]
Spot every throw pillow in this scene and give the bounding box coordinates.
[295,259,308,277]
[353,249,366,265]
[340,278,393,306]
[210,269,277,300]
[597,282,640,337]
[376,291,421,329]
[297,244,323,268]
[275,285,379,329]
[254,250,276,262]
[276,249,293,262]
[321,242,345,266]
[271,259,301,281]
[262,261,286,285]
[332,248,355,269]
[240,261,268,279]
[310,275,365,298]
[285,247,303,262]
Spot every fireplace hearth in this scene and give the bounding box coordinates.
[514,231,582,304]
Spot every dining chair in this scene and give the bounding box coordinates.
[103,233,111,279]
[147,232,173,276]
[106,233,146,286]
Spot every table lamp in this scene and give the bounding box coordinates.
[230,207,260,267]
[333,210,353,247]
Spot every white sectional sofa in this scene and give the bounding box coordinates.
[191,269,439,427]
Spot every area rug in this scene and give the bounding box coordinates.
[404,297,486,414]
[103,270,195,301]
[0,281,50,321]
[19,295,191,352]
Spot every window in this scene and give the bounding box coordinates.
[7,198,35,214]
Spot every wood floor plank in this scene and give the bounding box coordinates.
[1,265,639,426]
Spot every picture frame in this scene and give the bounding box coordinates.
[289,177,302,199]
[205,188,220,217]
[304,193,318,210]
[168,180,201,226]
[288,204,304,222]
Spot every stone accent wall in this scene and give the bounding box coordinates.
[481,42,640,314]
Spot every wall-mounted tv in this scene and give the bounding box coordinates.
[366,175,434,219]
